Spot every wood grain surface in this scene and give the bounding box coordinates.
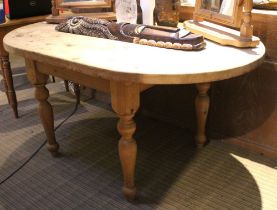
[4,22,265,85]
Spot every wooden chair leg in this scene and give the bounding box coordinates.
[73,82,80,104]
[51,76,55,83]
[1,55,18,118]
[0,56,10,104]
[111,81,140,201]
[64,80,69,92]
[195,82,211,148]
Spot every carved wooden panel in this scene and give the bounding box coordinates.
[252,10,277,61]
[141,62,277,157]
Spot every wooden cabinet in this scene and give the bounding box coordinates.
[141,7,277,157]
[226,9,277,157]
[252,9,277,62]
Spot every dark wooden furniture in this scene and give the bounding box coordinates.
[180,5,277,157]
[226,9,277,157]
[155,0,180,27]
[0,15,48,118]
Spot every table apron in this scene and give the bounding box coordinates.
[35,61,153,93]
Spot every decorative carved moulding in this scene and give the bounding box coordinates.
[184,0,260,48]
[46,0,116,24]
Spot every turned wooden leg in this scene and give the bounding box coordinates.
[64,80,69,92]
[73,82,80,105]
[25,59,59,156]
[0,56,10,104]
[51,76,56,83]
[110,81,140,201]
[2,55,18,118]
[195,83,211,148]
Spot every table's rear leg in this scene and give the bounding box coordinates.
[1,55,18,118]
[195,83,211,148]
[25,59,59,156]
[111,81,140,201]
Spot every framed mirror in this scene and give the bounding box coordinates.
[184,0,260,48]
[57,0,112,9]
[46,0,116,23]
[194,0,243,28]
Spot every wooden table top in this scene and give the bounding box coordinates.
[4,22,265,84]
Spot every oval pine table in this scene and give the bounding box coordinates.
[4,22,265,201]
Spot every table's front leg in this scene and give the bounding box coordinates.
[195,82,211,147]
[25,59,59,156]
[110,81,140,201]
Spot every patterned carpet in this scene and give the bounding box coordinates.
[0,56,276,209]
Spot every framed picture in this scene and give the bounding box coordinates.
[57,0,112,9]
[194,0,243,28]
[47,0,115,23]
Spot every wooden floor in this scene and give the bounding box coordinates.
[0,55,276,209]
